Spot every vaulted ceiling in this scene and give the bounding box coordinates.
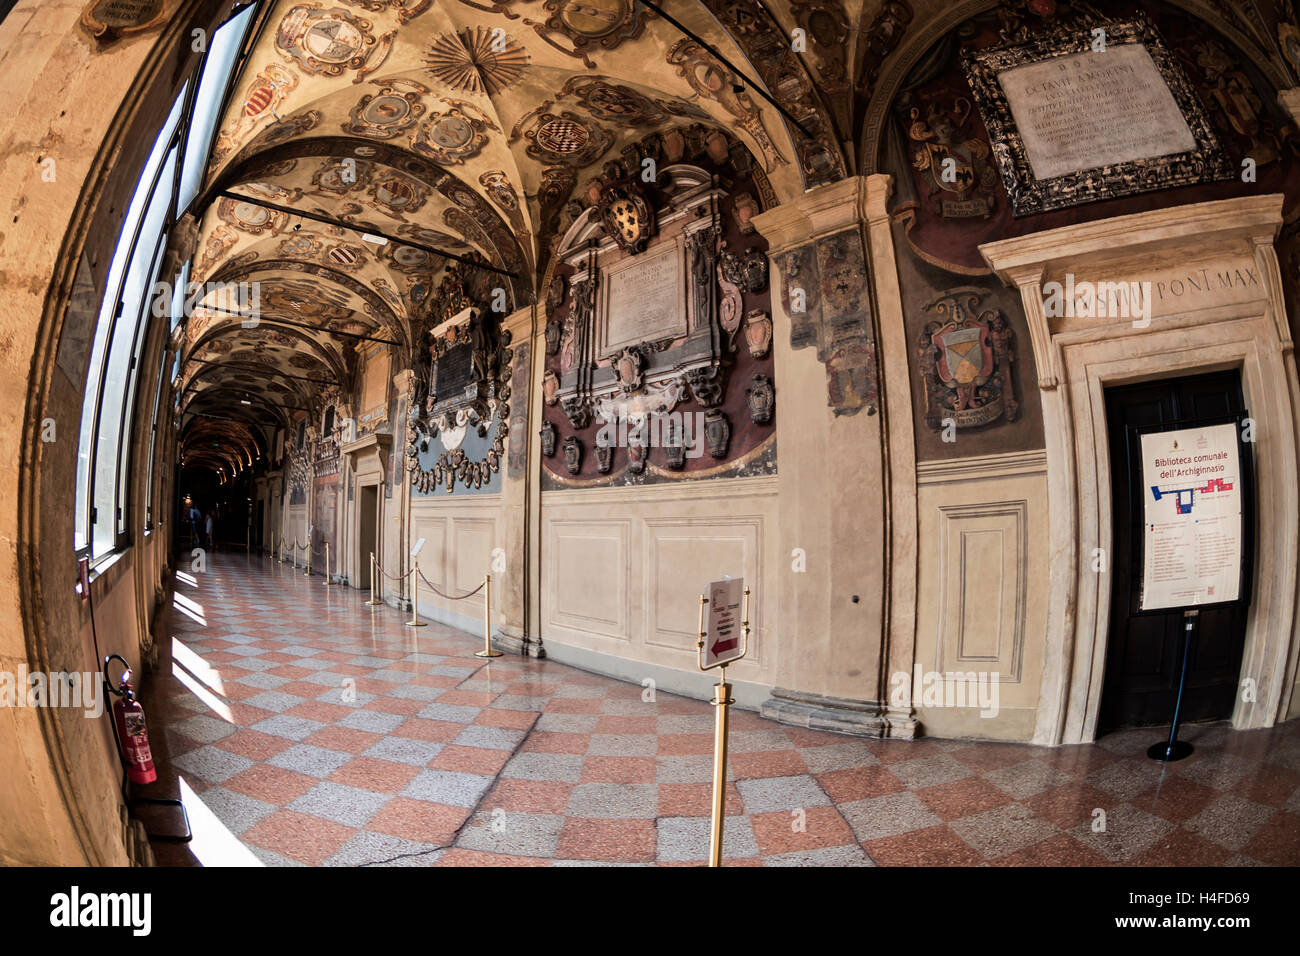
[179,0,883,467]
[178,0,1289,475]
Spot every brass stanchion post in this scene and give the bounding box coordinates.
[323,542,331,588]
[404,565,426,627]
[475,574,500,658]
[365,552,382,606]
[697,582,751,868]
[708,663,732,867]
[305,538,311,577]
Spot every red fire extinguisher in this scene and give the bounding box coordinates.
[106,655,157,785]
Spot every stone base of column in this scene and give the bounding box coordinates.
[759,687,895,738]
[493,626,547,659]
[882,707,920,740]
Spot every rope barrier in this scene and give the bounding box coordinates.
[417,566,485,601]
[373,556,484,600]
[373,556,416,582]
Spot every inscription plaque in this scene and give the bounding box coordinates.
[601,242,685,355]
[433,342,475,403]
[962,16,1232,216]
[998,44,1194,181]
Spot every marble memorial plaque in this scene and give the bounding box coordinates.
[600,242,685,355]
[961,16,1232,215]
[998,44,1195,181]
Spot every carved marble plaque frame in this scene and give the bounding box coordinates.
[961,15,1233,217]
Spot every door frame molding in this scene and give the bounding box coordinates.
[982,195,1300,744]
[341,432,391,587]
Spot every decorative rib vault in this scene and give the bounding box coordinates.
[177,0,876,476]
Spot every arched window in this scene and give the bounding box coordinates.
[72,3,260,560]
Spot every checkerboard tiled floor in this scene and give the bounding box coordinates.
[142,552,1300,866]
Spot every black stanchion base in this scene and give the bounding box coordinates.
[1147,739,1193,762]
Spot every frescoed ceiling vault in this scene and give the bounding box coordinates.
[179,0,1300,465]
[179,0,866,453]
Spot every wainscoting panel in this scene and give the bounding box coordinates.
[915,452,1048,741]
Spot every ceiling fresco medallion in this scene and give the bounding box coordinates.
[523,111,613,166]
[368,171,429,219]
[241,180,305,205]
[325,243,366,267]
[344,82,427,139]
[522,0,651,69]
[196,226,239,277]
[262,283,354,323]
[218,197,288,236]
[278,233,323,260]
[382,243,440,274]
[312,157,373,193]
[399,223,469,250]
[246,110,323,156]
[412,104,490,165]
[276,5,395,82]
[478,170,528,235]
[215,65,298,155]
[424,27,529,96]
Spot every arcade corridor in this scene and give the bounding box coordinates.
[141,552,1300,867]
[6,0,1300,896]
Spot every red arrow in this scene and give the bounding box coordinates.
[711,636,738,657]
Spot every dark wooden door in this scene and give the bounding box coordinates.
[1100,370,1249,731]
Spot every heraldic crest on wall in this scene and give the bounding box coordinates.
[406,261,513,492]
[918,287,1017,430]
[907,97,998,220]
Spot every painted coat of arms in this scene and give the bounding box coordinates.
[908,98,997,219]
[276,5,394,83]
[918,287,1017,429]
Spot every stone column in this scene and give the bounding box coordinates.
[494,304,543,656]
[864,174,920,739]
[750,176,894,736]
[391,369,414,609]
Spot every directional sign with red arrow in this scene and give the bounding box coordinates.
[701,577,746,670]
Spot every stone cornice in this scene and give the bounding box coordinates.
[981,195,1284,280]
[751,176,872,255]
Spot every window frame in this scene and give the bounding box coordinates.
[79,121,182,562]
[72,1,266,565]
